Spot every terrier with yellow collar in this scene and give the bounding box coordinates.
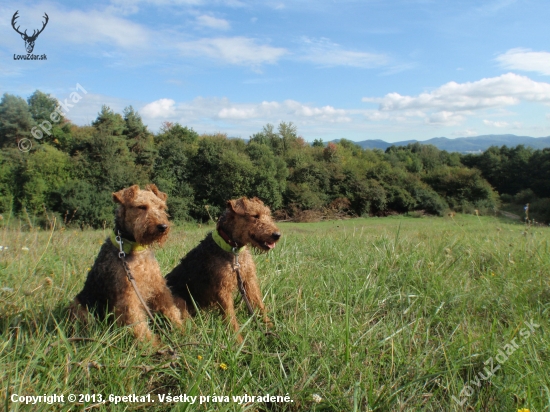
[69,184,183,342]
[166,197,281,342]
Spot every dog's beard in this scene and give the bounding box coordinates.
[134,217,170,246]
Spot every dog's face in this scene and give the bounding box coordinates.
[113,184,170,245]
[225,197,281,251]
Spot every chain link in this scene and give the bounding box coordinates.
[232,247,254,316]
[115,232,126,259]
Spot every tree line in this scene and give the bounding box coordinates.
[462,146,550,223]
[2,90,543,228]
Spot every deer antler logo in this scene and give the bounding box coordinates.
[11,11,49,54]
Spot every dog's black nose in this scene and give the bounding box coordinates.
[157,224,168,232]
[272,232,281,240]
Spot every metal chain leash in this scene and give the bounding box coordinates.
[232,247,255,317]
[115,231,156,322]
[115,231,179,349]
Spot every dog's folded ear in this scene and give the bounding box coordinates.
[227,198,247,215]
[249,197,264,206]
[146,184,168,202]
[113,185,140,204]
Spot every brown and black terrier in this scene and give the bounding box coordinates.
[165,197,281,341]
[69,184,183,342]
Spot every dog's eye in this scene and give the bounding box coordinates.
[254,214,260,219]
[137,205,147,210]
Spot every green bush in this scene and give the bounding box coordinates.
[55,180,114,228]
[529,197,550,223]
[410,186,449,216]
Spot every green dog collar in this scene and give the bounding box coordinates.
[212,230,245,254]
[110,231,148,254]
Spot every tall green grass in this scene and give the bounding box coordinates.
[1,215,549,411]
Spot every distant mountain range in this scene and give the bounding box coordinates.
[331,134,550,153]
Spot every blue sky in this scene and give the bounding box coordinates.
[1,0,550,142]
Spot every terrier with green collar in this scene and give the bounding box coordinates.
[166,197,281,342]
[69,184,184,342]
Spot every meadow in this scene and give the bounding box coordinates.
[0,214,549,411]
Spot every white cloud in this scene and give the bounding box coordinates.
[496,48,550,76]
[364,73,550,112]
[177,37,287,66]
[215,99,352,122]
[218,106,258,119]
[140,97,353,127]
[427,111,465,126]
[282,100,351,121]
[141,98,176,118]
[483,119,522,128]
[53,9,151,49]
[364,111,390,121]
[360,73,550,126]
[196,15,231,30]
[300,37,389,68]
[483,119,508,127]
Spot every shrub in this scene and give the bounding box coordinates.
[54,180,114,228]
[411,186,449,216]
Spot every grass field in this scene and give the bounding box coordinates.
[1,214,549,411]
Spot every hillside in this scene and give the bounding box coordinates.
[339,134,550,153]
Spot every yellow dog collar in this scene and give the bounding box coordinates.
[110,231,148,254]
[212,230,245,254]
